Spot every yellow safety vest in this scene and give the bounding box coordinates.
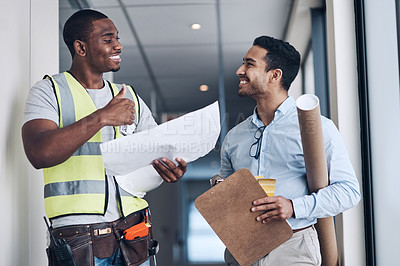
[43,72,148,219]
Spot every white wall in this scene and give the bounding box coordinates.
[0,0,58,265]
[0,1,30,264]
[29,1,59,265]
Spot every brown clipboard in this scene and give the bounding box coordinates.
[194,168,293,265]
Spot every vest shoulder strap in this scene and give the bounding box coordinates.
[43,74,62,126]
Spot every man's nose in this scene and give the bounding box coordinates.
[115,39,123,51]
[236,64,245,76]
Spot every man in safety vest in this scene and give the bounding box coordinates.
[22,9,186,266]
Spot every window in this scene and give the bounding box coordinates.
[187,201,225,263]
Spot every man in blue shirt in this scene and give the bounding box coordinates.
[220,36,361,265]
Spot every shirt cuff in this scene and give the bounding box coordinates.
[291,197,307,219]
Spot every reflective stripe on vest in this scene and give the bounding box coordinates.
[43,72,147,219]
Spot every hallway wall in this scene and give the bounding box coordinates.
[0,0,58,265]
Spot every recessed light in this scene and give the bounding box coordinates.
[200,84,209,92]
[190,23,202,30]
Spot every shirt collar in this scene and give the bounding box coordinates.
[251,96,296,127]
[278,96,296,115]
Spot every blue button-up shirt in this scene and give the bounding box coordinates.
[219,96,361,230]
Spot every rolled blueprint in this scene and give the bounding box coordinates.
[296,94,338,266]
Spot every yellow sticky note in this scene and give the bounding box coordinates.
[255,176,276,196]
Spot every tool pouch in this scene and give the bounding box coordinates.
[49,227,93,266]
[120,233,151,265]
[114,223,151,266]
[113,209,160,266]
[46,232,94,266]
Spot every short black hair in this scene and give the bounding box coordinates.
[63,9,108,57]
[253,36,301,91]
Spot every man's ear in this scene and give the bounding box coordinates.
[270,69,283,83]
[73,40,87,57]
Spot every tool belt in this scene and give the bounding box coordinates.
[47,209,158,266]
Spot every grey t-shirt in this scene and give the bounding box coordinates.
[24,78,157,228]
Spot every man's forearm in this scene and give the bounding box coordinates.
[22,110,106,169]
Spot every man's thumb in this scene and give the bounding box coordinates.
[116,84,127,98]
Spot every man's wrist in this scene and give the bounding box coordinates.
[93,109,107,127]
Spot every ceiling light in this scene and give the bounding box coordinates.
[190,23,202,30]
[199,85,209,92]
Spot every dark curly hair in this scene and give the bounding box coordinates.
[63,9,108,57]
[253,36,301,91]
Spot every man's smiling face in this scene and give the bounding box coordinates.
[236,45,272,98]
[85,18,123,73]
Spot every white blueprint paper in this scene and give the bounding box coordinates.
[101,101,220,195]
[112,165,163,198]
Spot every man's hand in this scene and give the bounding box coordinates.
[98,84,136,126]
[152,157,187,183]
[251,196,294,223]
